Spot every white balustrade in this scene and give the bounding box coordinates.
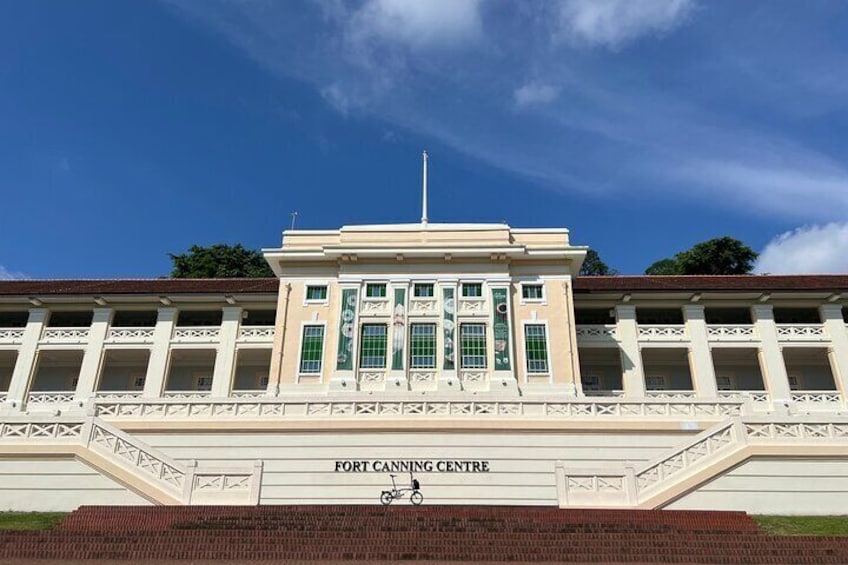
[408,299,438,316]
[458,298,487,316]
[231,390,267,399]
[172,327,221,342]
[162,391,213,399]
[717,390,770,410]
[646,390,698,401]
[707,324,757,341]
[791,391,844,411]
[546,400,741,419]
[106,327,155,343]
[575,325,618,341]
[776,324,827,341]
[0,328,24,344]
[94,391,144,400]
[27,392,75,405]
[41,327,90,343]
[637,325,687,341]
[237,326,275,342]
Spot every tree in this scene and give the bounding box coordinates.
[169,244,275,278]
[644,237,758,276]
[580,249,617,276]
[645,258,683,275]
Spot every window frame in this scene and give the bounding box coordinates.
[645,374,666,391]
[297,323,326,375]
[304,284,329,305]
[520,282,546,304]
[523,322,550,375]
[461,282,484,298]
[409,322,437,369]
[581,374,601,392]
[413,282,435,299]
[459,323,488,369]
[359,323,388,369]
[193,374,213,391]
[364,283,388,299]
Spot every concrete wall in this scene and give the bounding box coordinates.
[137,430,687,505]
[0,458,149,511]
[667,458,848,515]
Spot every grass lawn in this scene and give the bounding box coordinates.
[755,516,848,536]
[0,512,67,530]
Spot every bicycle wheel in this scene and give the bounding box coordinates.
[380,491,393,505]
[410,491,423,505]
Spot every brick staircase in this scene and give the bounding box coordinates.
[1,505,847,563]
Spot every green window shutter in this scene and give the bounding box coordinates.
[524,324,548,373]
[359,324,388,368]
[299,325,325,373]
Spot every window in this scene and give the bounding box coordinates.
[131,376,146,391]
[365,283,387,298]
[646,375,666,391]
[716,375,733,391]
[524,324,549,373]
[460,324,487,368]
[413,283,434,298]
[195,376,212,391]
[257,373,269,388]
[305,285,328,302]
[462,283,483,298]
[299,325,325,374]
[788,375,801,391]
[359,324,388,368]
[522,284,544,301]
[582,375,601,392]
[409,323,437,369]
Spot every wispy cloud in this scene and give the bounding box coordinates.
[514,82,560,108]
[756,223,848,274]
[554,0,695,49]
[0,265,27,280]
[163,1,848,222]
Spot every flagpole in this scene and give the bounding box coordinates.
[421,150,428,225]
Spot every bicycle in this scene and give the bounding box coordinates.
[380,472,423,505]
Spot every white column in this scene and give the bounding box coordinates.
[615,305,646,397]
[142,307,177,398]
[683,305,717,397]
[211,306,241,397]
[6,308,48,409]
[820,304,848,399]
[74,307,113,402]
[751,304,792,404]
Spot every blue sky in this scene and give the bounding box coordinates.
[2,0,848,278]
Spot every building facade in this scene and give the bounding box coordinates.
[0,222,847,513]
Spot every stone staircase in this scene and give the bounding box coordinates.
[559,417,848,508]
[0,416,261,505]
[0,505,847,563]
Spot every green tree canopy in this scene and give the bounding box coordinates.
[169,244,275,278]
[579,249,617,276]
[644,237,758,276]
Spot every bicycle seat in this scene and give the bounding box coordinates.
[389,474,397,477]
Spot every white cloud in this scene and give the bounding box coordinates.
[348,0,484,50]
[755,223,848,274]
[556,0,695,48]
[514,82,560,107]
[0,266,27,280]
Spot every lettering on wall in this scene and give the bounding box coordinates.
[334,460,491,473]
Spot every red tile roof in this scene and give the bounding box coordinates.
[0,279,280,296]
[0,275,845,296]
[573,275,848,292]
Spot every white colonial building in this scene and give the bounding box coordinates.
[1,221,847,514]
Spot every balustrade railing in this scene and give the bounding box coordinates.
[646,390,697,401]
[0,328,25,344]
[791,391,843,410]
[707,324,756,341]
[237,326,275,341]
[172,327,220,342]
[27,391,75,405]
[94,391,144,400]
[41,327,90,342]
[106,327,155,342]
[637,325,687,341]
[162,391,213,399]
[776,324,826,341]
[575,325,618,341]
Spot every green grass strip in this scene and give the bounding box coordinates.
[755,516,848,536]
[0,512,67,531]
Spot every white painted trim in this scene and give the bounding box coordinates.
[295,321,327,382]
[521,320,553,384]
[519,281,547,306]
[303,281,330,307]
